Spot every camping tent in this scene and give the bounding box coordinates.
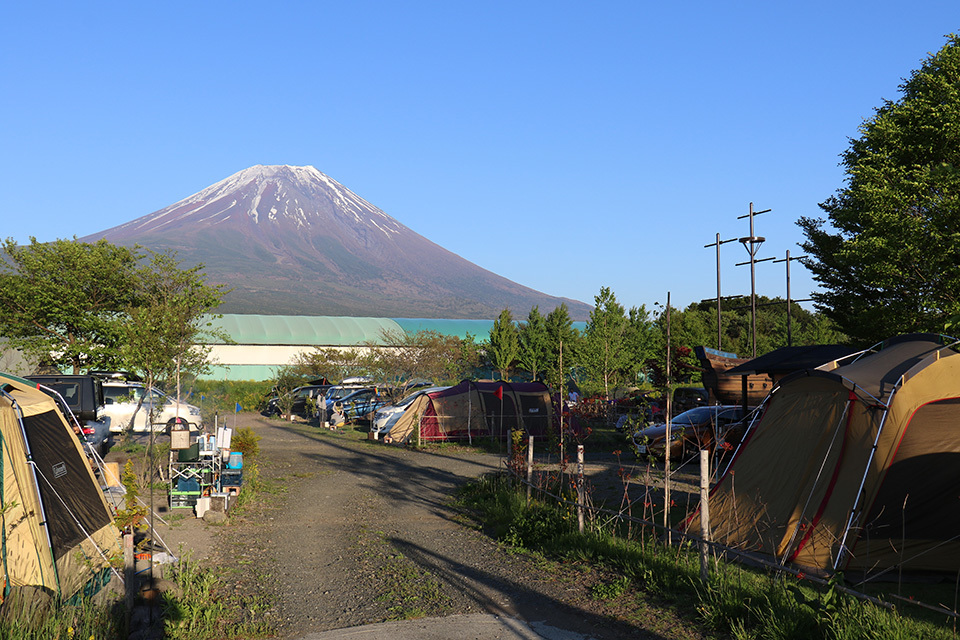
[0,373,120,601]
[388,380,554,444]
[687,334,960,578]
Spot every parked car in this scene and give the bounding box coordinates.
[633,405,749,460]
[100,378,203,433]
[370,386,450,438]
[28,374,113,454]
[263,384,332,418]
[326,387,389,424]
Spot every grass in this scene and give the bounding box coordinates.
[457,472,959,640]
[161,554,271,639]
[0,590,123,639]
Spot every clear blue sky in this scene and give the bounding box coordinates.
[3,2,958,317]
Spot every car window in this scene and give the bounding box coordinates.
[139,388,166,404]
[104,386,140,402]
[397,391,423,407]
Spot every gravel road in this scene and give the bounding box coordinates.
[154,414,710,640]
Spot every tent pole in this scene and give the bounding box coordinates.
[834,385,900,571]
[467,382,472,445]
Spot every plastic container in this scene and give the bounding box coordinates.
[170,429,190,450]
[227,451,243,469]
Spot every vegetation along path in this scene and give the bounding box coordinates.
[191,414,712,640]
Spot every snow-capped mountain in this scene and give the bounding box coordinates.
[82,165,591,319]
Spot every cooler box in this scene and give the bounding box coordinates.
[221,470,243,487]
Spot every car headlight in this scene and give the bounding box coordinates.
[668,429,685,441]
[189,407,201,416]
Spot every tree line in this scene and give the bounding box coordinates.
[485,288,843,401]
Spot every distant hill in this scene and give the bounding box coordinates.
[81,165,591,320]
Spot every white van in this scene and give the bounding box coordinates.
[102,380,203,433]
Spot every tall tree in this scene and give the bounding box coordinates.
[487,308,519,381]
[799,34,960,344]
[624,304,659,384]
[0,237,142,371]
[582,287,629,402]
[118,250,227,429]
[517,306,549,381]
[544,303,580,392]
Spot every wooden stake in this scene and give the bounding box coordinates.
[577,445,585,533]
[700,449,712,582]
[664,292,672,545]
[527,435,534,504]
[124,532,135,621]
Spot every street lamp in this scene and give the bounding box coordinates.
[735,203,773,358]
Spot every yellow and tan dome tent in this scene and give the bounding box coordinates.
[0,373,120,602]
[687,334,960,578]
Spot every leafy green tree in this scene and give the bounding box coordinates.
[118,250,227,430]
[517,306,549,381]
[364,328,470,396]
[294,347,366,383]
[0,237,142,371]
[488,308,519,381]
[582,287,629,402]
[544,303,581,392]
[271,364,308,418]
[624,304,659,384]
[799,34,960,344]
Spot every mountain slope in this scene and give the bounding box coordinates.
[82,165,591,319]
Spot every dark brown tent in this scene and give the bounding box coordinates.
[687,334,960,578]
[388,380,553,444]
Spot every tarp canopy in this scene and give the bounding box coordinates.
[388,380,554,444]
[725,345,858,377]
[0,373,120,601]
[687,334,960,578]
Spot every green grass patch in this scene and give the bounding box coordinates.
[161,554,271,639]
[457,472,958,640]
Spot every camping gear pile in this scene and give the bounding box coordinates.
[169,422,242,514]
[687,334,960,579]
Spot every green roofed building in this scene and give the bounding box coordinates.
[200,314,501,380]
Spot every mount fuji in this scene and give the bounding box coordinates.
[82,165,591,319]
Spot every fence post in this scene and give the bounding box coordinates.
[699,449,711,582]
[577,444,585,533]
[527,435,534,504]
[124,532,135,622]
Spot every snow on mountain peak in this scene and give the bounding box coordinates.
[119,164,406,237]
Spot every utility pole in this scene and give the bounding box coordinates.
[736,203,774,358]
[773,250,810,347]
[704,233,737,351]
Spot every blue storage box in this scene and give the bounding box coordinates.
[176,477,201,493]
[221,470,243,486]
[227,451,243,469]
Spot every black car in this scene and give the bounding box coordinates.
[264,385,331,418]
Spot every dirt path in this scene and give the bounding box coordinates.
[155,414,710,640]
